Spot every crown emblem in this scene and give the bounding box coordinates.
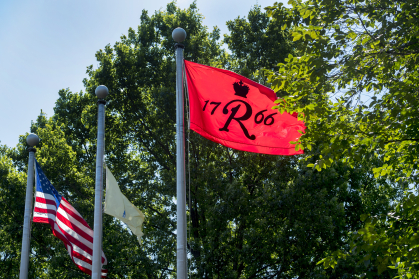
[233,80,250,98]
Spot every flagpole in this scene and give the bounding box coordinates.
[173,27,187,279]
[19,133,39,279]
[92,85,108,279]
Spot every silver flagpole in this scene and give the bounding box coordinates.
[173,27,187,279]
[92,85,108,279]
[19,133,39,279]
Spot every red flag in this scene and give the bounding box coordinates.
[184,60,305,155]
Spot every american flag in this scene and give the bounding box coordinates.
[33,160,108,277]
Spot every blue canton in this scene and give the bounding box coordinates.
[35,160,62,208]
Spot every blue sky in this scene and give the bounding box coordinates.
[0,0,281,148]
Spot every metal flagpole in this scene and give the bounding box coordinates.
[173,27,187,279]
[92,85,108,279]
[19,133,39,279]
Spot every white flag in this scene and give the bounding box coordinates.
[104,167,145,244]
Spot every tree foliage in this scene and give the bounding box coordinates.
[0,147,26,278]
[0,2,406,278]
[266,0,419,180]
[266,0,419,276]
[224,5,294,81]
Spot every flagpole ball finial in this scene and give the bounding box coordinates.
[26,133,39,147]
[95,85,109,99]
[172,27,186,43]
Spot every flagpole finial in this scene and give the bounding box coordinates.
[172,27,187,43]
[26,133,39,147]
[95,85,109,99]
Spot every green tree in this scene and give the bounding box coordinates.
[0,146,26,278]
[266,0,419,181]
[266,0,419,276]
[223,5,294,81]
[0,2,402,278]
[80,2,393,278]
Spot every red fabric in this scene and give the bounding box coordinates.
[184,60,305,155]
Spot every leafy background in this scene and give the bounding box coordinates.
[1,0,417,278]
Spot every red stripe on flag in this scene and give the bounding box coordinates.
[35,197,56,206]
[74,262,92,276]
[33,217,49,224]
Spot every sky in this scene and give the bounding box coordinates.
[0,0,283,149]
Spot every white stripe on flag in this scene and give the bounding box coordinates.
[34,203,57,211]
[67,244,72,257]
[102,250,107,265]
[33,212,56,220]
[35,191,56,202]
[73,256,92,270]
